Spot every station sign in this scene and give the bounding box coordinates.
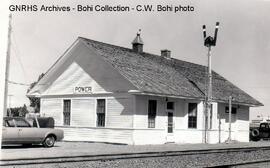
[74,86,92,94]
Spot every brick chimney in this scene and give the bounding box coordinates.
[132,30,144,53]
[161,49,171,58]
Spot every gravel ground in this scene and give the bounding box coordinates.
[233,162,270,168]
[2,141,270,160]
[3,148,270,168]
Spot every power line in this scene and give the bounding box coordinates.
[7,80,30,86]
[11,33,29,83]
[8,80,47,86]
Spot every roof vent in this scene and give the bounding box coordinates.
[132,29,144,53]
[161,49,171,58]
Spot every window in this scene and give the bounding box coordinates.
[225,106,237,123]
[148,100,157,128]
[210,104,213,129]
[167,102,174,110]
[188,103,197,128]
[225,106,237,114]
[63,99,71,126]
[14,118,31,127]
[206,104,213,129]
[5,119,15,127]
[97,99,106,127]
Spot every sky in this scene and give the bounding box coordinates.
[6,0,270,120]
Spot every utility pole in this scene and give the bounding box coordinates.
[227,96,233,142]
[202,22,220,143]
[8,94,13,116]
[1,1,12,148]
[4,14,12,117]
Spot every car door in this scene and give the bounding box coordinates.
[2,118,20,143]
[13,118,43,143]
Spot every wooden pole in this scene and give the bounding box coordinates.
[0,2,11,147]
[228,96,232,141]
[3,14,12,117]
[207,46,212,143]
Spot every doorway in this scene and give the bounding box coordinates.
[168,112,173,133]
[166,102,174,142]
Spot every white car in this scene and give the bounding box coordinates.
[2,117,64,147]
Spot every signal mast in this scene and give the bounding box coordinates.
[202,22,220,143]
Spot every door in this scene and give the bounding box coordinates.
[13,118,42,143]
[166,102,174,142]
[167,112,173,133]
[2,118,20,143]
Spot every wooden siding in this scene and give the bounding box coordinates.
[40,95,250,144]
[42,41,136,95]
[71,99,95,127]
[106,97,133,128]
[41,98,63,126]
[133,129,166,145]
[60,127,133,144]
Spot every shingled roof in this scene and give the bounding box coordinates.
[80,37,263,107]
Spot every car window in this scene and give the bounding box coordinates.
[14,118,31,127]
[5,119,16,127]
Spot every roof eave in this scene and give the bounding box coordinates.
[129,91,204,101]
[129,91,263,107]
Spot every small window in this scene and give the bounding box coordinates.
[167,102,174,110]
[188,103,197,128]
[97,99,106,127]
[225,107,237,114]
[63,100,71,126]
[148,100,157,128]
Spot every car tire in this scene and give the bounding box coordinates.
[250,129,260,141]
[43,135,55,148]
[251,129,260,137]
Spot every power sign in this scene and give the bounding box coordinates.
[74,86,92,94]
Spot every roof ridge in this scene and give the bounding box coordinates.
[80,36,227,82]
[79,36,209,68]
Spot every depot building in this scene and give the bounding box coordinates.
[27,33,262,145]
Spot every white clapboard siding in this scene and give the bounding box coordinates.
[71,99,95,127]
[60,127,133,144]
[46,62,105,95]
[133,129,166,145]
[106,98,133,128]
[41,98,62,126]
[43,43,135,95]
[134,95,148,128]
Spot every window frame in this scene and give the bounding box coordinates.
[14,118,31,127]
[96,99,106,127]
[188,103,198,129]
[166,101,174,133]
[63,99,71,126]
[225,106,237,114]
[166,101,174,111]
[148,99,157,128]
